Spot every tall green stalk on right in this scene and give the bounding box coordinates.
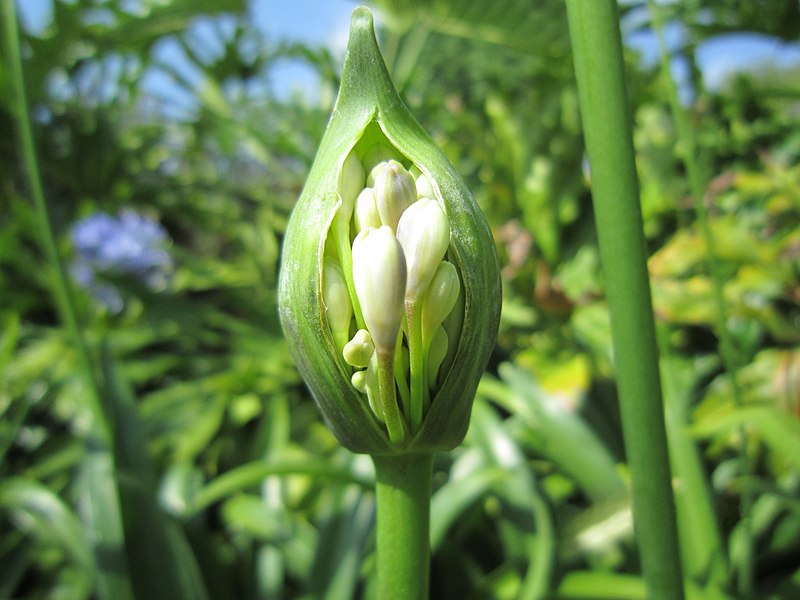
[565,2,685,599]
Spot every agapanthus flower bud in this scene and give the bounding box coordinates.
[339,151,366,221]
[352,227,406,351]
[278,6,500,454]
[396,198,450,302]
[343,329,375,368]
[373,160,416,230]
[322,258,353,352]
[351,369,367,393]
[410,166,436,201]
[354,187,381,233]
[421,261,460,343]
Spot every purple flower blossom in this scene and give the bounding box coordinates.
[70,210,174,312]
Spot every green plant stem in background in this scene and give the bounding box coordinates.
[2,7,138,599]
[646,2,746,389]
[1,0,107,439]
[372,453,433,600]
[646,2,753,594]
[565,2,685,599]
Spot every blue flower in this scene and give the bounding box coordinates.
[70,210,174,312]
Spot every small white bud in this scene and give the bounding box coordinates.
[351,369,367,393]
[338,151,366,221]
[322,258,353,352]
[373,160,416,230]
[422,261,460,342]
[352,226,407,350]
[415,171,436,200]
[354,187,381,233]
[343,329,375,368]
[366,161,387,187]
[395,197,450,301]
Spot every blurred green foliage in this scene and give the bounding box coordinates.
[1,0,799,598]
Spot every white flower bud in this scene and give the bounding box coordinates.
[354,187,381,233]
[373,160,416,230]
[415,171,436,200]
[395,197,450,302]
[338,150,366,222]
[422,261,460,343]
[351,369,367,393]
[366,161,387,187]
[343,329,375,368]
[322,258,353,352]
[352,226,407,350]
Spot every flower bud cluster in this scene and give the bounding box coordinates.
[278,6,501,454]
[321,150,461,443]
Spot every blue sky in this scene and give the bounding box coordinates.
[16,0,800,105]
[250,0,354,50]
[248,0,354,100]
[17,0,356,106]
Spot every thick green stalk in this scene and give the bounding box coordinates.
[646,3,752,593]
[1,0,108,440]
[372,453,433,600]
[565,3,684,599]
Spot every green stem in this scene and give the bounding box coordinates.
[377,347,407,444]
[2,8,135,600]
[659,341,729,590]
[1,0,108,440]
[394,332,411,420]
[645,4,745,406]
[565,3,685,599]
[406,300,426,431]
[372,453,433,600]
[646,3,752,593]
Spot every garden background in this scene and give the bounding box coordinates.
[1,0,799,598]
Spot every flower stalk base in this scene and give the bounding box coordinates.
[372,453,433,600]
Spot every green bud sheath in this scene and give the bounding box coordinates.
[278,6,501,454]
